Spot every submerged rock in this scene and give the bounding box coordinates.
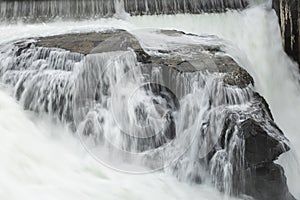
[0,29,295,200]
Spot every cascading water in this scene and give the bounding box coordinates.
[128,2,300,197]
[0,33,285,198]
[0,0,248,22]
[0,0,299,200]
[0,0,116,21]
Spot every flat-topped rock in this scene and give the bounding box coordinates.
[7,29,294,200]
[36,31,121,54]
[34,29,253,88]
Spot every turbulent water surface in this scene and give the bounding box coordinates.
[0,0,300,200]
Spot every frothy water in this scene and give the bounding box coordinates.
[0,2,299,200]
[129,5,300,198]
[0,89,241,200]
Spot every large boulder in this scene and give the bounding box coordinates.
[0,29,295,200]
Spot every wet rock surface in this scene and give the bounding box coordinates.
[36,31,121,54]
[35,29,254,88]
[219,93,295,199]
[273,0,299,67]
[5,29,295,200]
[246,163,296,200]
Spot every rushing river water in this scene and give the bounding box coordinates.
[0,1,299,200]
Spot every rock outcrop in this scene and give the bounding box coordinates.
[273,0,300,68]
[0,29,295,200]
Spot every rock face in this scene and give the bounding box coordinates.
[0,30,295,200]
[36,32,117,54]
[273,0,300,68]
[225,94,294,199]
[246,163,295,200]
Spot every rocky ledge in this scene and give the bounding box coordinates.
[35,29,254,88]
[0,30,295,200]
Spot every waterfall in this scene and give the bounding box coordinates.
[129,4,300,198]
[0,29,289,197]
[0,0,248,22]
[122,0,248,15]
[0,0,299,200]
[0,0,116,21]
[0,87,238,200]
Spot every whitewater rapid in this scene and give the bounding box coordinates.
[0,3,299,200]
[1,87,242,200]
[130,5,300,198]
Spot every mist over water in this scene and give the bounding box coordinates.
[0,2,299,200]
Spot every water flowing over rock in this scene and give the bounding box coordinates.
[273,0,300,68]
[0,0,249,22]
[0,29,295,200]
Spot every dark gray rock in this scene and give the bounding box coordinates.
[34,29,254,88]
[245,163,296,200]
[36,31,121,54]
[90,31,141,53]
[36,30,150,63]
[213,92,294,199]
[241,118,287,165]
[273,0,299,68]
[10,29,294,200]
